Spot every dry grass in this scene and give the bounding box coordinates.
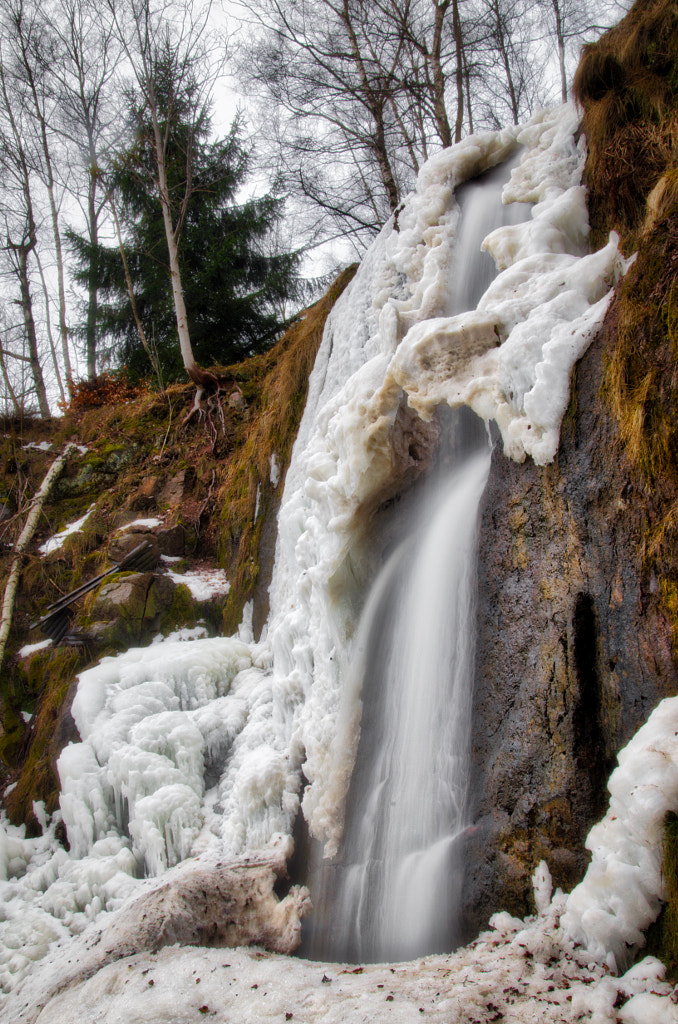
[574,0,678,251]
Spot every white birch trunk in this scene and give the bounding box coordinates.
[0,444,75,670]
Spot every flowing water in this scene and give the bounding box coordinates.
[302,155,528,963]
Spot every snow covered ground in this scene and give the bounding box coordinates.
[2,103,676,1020]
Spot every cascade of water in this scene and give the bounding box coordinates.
[301,155,527,963]
[303,438,490,962]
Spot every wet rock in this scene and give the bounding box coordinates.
[85,571,177,648]
[159,467,195,507]
[156,525,186,557]
[463,312,678,936]
[107,531,161,568]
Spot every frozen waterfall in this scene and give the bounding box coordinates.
[301,157,528,963]
[0,106,632,1002]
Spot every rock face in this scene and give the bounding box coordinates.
[462,303,678,934]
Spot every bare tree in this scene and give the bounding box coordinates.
[239,0,447,244]
[51,0,122,380]
[3,0,74,382]
[0,56,51,417]
[106,0,226,401]
[239,0,534,247]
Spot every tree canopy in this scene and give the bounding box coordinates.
[70,101,302,383]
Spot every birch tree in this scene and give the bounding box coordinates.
[3,0,74,383]
[0,56,51,418]
[52,0,122,380]
[106,0,226,401]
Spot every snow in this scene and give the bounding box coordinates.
[164,567,231,600]
[563,696,678,972]
[119,517,164,531]
[3,872,676,1024]
[38,504,95,555]
[270,452,280,488]
[17,639,52,658]
[22,441,52,452]
[150,625,209,644]
[1,103,674,1021]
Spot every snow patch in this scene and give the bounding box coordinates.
[164,567,230,600]
[563,696,678,971]
[39,504,95,555]
[119,517,163,531]
[17,639,52,658]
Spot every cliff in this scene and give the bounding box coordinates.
[465,0,678,941]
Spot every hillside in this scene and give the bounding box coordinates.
[0,265,356,831]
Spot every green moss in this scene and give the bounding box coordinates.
[644,811,678,979]
[158,582,198,635]
[2,647,86,826]
[574,0,678,252]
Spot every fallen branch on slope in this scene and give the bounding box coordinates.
[0,443,75,671]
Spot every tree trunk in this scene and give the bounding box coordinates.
[552,0,568,102]
[431,0,453,147]
[341,0,400,213]
[35,250,66,405]
[16,8,73,381]
[16,245,50,418]
[0,344,20,415]
[492,0,519,124]
[86,168,99,381]
[0,444,75,671]
[105,182,163,386]
[452,0,465,142]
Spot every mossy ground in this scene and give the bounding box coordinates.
[0,268,355,827]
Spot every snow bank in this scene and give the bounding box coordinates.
[5,870,676,1024]
[563,696,678,971]
[164,567,231,600]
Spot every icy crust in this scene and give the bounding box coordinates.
[265,103,626,854]
[563,696,678,972]
[61,637,256,874]
[5,866,677,1024]
[387,105,629,464]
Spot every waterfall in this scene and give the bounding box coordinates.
[301,157,528,963]
[304,440,490,962]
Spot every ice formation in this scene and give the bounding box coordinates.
[0,103,675,1022]
[563,696,678,972]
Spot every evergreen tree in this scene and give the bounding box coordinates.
[69,96,301,382]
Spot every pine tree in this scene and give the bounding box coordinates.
[69,97,301,383]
